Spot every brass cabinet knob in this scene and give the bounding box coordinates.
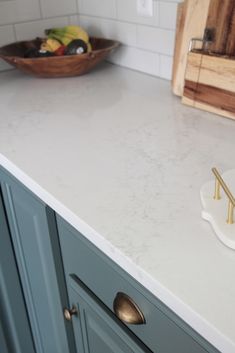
[63,305,78,321]
[113,292,145,325]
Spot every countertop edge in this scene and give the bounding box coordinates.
[0,153,234,353]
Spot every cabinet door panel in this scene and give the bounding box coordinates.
[0,169,72,353]
[57,216,218,353]
[0,189,35,353]
[68,276,151,353]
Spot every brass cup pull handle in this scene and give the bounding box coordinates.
[113,292,145,325]
[63,305,78,321]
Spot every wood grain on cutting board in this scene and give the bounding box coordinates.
[182,52,235,120]
[205,0,235,56]
[171,0,211,96]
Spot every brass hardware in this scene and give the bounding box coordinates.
[63,305,78,321]
[212,168,235,224]
[227,201,234,225]
[113,292,145,325]
[214,178,221,200]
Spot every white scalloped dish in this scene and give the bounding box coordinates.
[200,169,235,250]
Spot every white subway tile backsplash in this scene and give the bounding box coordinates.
[0,24,15,45]
[40,0,77,18]
[159,54,173,80]
[79,15,137,47]
[108,45,159,76]
[15,17,69,41]
[159,1,177,30]
[78,0,117,19]
[0,0,41,26]
[78,15,103,36]
[102,20,137,46]
[137,25,175,55]
[68,14,79,25]
[117,0,159,27]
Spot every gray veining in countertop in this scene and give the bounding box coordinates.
[0,63,235,352]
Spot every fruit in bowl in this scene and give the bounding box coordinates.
[23,26,93,58]
[0,26,120,78]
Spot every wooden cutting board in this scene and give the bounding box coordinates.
[171,0,211,96]
[182,52,235,120]
[205,0,235,56]
[171,2,184,95]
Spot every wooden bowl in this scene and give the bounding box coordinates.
[0,37,120,78]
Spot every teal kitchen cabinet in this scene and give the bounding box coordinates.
[67,274,151,353]
[0,188,35,353]
[0,166,220,353]
[57,216,220,353]
[0,167,75,353]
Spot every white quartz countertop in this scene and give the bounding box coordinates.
[0,64,235,353]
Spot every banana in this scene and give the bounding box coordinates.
[87,42,92,53]
[47,33,71,46]
[45,26,89,46]
[41,38,61,52]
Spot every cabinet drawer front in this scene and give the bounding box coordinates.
[68,275,151,353]
[57,216,218,353]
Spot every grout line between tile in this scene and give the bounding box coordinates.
[78,13,175,32]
